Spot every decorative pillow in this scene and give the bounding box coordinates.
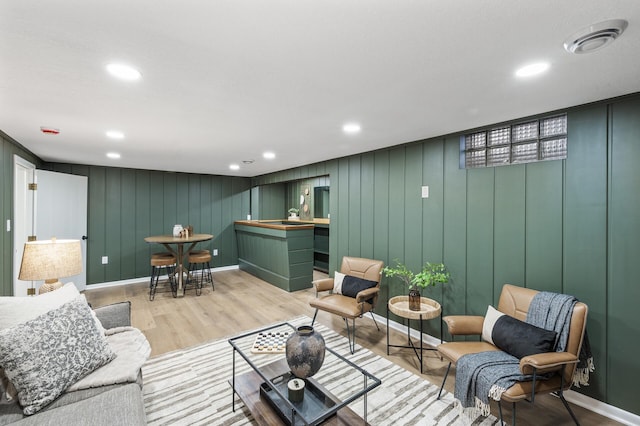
[482,305,557,359]
[341,275,378,299]
[332,271,346,294]
[0,295,117,415]
[481,305,504,345]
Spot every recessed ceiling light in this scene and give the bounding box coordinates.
[229,164,240,170]
[515,62,550,78]
[263,151,276,160]
[106,130,124,139]
[342,123,361,134]
[106,63,142,81]
[106,152,121,159]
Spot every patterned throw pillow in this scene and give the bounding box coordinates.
[0,296,116,415]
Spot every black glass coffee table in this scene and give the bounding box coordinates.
[229,322,381,425]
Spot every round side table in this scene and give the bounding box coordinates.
[387,295,442,373]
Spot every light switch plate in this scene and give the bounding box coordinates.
[421,186,429,198]
[6,220,10,232]
[101,256,109,265]
[213,249,218,256]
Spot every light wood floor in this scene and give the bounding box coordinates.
[84,269,619,426]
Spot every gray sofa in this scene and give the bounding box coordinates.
[0,302,147,426]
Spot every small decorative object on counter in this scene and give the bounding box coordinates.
[285,325,325,378]
[173,224,183,237]
[288,208,300,219]
[287,378,305,402]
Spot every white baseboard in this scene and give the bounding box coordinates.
[84,264,239,290]
[564,390,640,426]
[373,312,639,425]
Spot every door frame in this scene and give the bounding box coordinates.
[13,155,36,296]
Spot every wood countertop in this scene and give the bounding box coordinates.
[234,220,315,230]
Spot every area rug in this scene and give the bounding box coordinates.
[142,317,499,425]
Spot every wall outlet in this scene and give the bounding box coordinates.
[421,185,429,198]
[6,220,10,232]
[213,249,218,256]
[101,256,109,265]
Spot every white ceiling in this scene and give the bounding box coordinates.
[1,1,639,177]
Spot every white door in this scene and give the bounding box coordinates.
[34,170,88,291]
[13,156,36,297]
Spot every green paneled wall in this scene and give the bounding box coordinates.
[46,164,251,285]
[608,97,640,412]
[252,93,640,415]
[0,132,41,297]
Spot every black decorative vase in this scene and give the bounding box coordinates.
[408,288,421,311]
[285,325,326,378]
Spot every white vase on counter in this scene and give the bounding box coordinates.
[173,224,183,237]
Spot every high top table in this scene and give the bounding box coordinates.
[144,233,213,297]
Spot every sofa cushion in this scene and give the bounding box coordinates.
[8,383,146,426]
[341,275,378,298]
[0,296,116,415]
[482,305,557,359]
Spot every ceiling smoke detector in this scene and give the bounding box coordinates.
[40,126,60,135]
[564,19,628,54]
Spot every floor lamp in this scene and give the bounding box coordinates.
[18,238,82,295]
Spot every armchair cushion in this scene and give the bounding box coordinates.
[482,305,557,359]
[341,275,378,299]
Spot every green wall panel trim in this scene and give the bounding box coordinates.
[525,161,564,293]
[608,97,640,414]
[404,143,423,274]
[564,104,608,400]
[493,165,526,302]
[442,136,467,322]
[360,153,375,260]
[466,167,495,315]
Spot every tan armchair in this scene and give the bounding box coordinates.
[310,257,384,353]
[437,284,588,425]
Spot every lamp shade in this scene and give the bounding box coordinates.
[18,239,82,292]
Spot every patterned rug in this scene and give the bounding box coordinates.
[142,317,499,425]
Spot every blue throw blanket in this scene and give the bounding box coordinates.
[454,291,594,416]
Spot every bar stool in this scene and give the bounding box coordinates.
[149,252,177,301]
[186,249,214,296]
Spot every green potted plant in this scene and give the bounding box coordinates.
[383,260,450,311]
[288,207,300,219]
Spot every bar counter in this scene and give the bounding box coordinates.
[234,220,316,292]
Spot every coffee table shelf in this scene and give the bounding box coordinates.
[229,322,380,425]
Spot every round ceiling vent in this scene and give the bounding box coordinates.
[564,19,628,54]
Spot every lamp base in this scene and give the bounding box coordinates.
[39,279,64,295]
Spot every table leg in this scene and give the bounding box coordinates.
[174,244,183,296]
[386,304,390,355]
[419,314,424,374]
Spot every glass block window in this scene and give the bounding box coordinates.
[461,114,567,168]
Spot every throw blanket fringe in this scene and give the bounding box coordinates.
[573,355,595,387]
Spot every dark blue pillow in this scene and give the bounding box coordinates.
[492,315,557,359]
[341,275,378,300]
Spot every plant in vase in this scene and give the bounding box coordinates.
[288,208,300,220]
[383,260,450,311]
